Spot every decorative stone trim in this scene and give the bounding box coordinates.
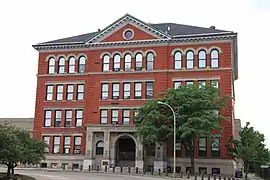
[76,53,88,60]
[209,46,223,53]
[99,52,112,59]
[171,48,184,56]
[45,81,85,85]
[112,133,138,147]
[99,105,142,109]
[56,54,67,61]
[122,28,135,40]
[144,49,157,56]
[100,78,154,83]
[45,55,56,62]
[172,76,220,81]
[43,107,84,110]
[66,54,77,60]
[111,51,122,57]
[133,50,144,57]
[183,47,197,55]
[195,47,209,54]
[122,50,133,57]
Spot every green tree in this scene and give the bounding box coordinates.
[226,122,270,179]
[0,122,47,176]
[134,84,229,174]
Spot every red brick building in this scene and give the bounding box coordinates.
[32,14,238,175]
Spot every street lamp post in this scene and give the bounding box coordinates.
[157,101,176,179]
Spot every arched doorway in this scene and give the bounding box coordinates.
[115,135,136,167]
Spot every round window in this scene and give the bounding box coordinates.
[123,29,134,40]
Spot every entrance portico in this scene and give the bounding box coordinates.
[83,125,144,170]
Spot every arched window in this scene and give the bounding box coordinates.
[146,52,154,70]
[96,141,104,155]
[198,50,206,68]
[113,54,121,71]
[48,57,55,74]
[135,53,143,71]
[102,55,110,71]
[124,54,132,71]
[68,56,76,73]
[186,51,194,69]
[174,51,182,69]
[58,57,65,73]
[211,50,219,68]
[78,56,86,73]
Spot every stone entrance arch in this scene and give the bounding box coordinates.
[113,133,137,167]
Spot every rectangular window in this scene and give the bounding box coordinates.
[100,110,108,124]
[186,81,194,86]
[43,136,50,152]
[74,136,82,154]
[211,137,220,157]
[54,110,62,127]
[66,85,74,101]
[63,136,71,154]
[211,80,219,89]
[65,110,72,127]
[174,81,182,89]
[44,110,52,127]
[175,141,182,157]
[146,82,154,99]
[133,109,139,118]
[112,83,120,99]
[46,85,53,101]
[52,136,60,154]
[77,84,84,100]
[56,85,64,100]
[101,83,109,100]
[123,83,131,99]
[134,82,142,99]
[122,109,130,124]
[75,110,83,127]
[198,137,207,157]
[198,80,206,88]
[111,110,119,124]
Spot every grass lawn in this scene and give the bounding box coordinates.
[0,172,35,180]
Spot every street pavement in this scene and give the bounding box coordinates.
[0,168,170,180]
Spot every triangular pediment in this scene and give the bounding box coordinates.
[86,14,171,44]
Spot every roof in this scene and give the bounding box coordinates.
[37,14,232,46]
[0,118,34,131]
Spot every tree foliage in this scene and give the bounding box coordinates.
[134,84,230,173]
[0,122,47,175]
[226,122,270,178]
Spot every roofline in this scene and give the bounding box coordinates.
[173,31,235,38]
[37,41,85,46]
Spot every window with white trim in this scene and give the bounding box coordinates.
[66,85,74,101]
[211,50,219,68]
[122,109,130,124]
[102,55,110,71]
[135,53,143,71]
[174,51,182,69]
[56,85,63,100]
[211,137,220,157]
[48,57,55,74]
[63,136,71,154]
[74,136,81,154]
[68,56,76,73]
[77,84,84,100]
[58,57,65,73]
[101,83,109,100]
[78,56,86,73]
[44,110,51,127]
[198,137,207,157]
[46,85,53,101]
[43,136,50,152]
[111,110,119,124]
[123,83,131,99]
[112,83,120,99]
[174,81,182,89]
[146,81,154,99]
[65,110,72,127]
[96,141,104,155]
[198,80,206,88]
[198,50,206,68]
[124,54,132,71]
[146,52,154,70]
[52,136,60,154]
[54,110,62,127]
[186,51,194,69]
[186,81,194,86]
[211,80,219,89]
[113,54,121,71]
[134,82,142,99]
[100,109,108,124]
[75,110,83,127]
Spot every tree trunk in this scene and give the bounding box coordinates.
[11,166,14,174]
[6,164,11,176]
[190,148,195,175]
[244,161,249,180]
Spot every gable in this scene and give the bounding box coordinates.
[101,23,158,42]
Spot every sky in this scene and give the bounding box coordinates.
[0,0,269,145]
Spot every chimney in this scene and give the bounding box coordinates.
[167,26,171,31]
[98,29,101,32]
[210,26,216,29]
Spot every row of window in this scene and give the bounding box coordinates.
[100,109,137,124]
[101,81,154,100]
[48,56,86,74]
[43,136,82,154]
[173,80,219,89]
[44,109,83,127]
[46,49,220,74]
[46,84,84,101]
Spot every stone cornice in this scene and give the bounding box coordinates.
[33,34,236,52]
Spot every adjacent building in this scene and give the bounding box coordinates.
[32,14,238,175]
